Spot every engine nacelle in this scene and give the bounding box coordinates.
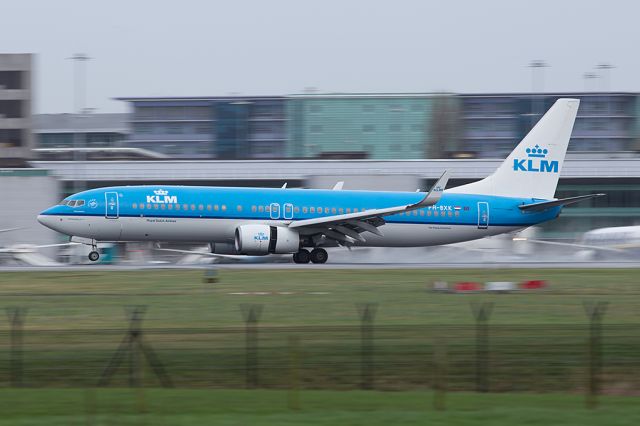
[210,242,239,255]
[235,225,300,255]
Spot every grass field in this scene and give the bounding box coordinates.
[0,268,638,329]
[0,268,637,392]
[0,388,638,426]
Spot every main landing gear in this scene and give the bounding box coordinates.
[293,248,328,264]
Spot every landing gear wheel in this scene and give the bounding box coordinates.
[310,248,328,264]
[88,251,100,262]
[293,249,310,264]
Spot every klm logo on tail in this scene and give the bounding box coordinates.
[513,145,558,173]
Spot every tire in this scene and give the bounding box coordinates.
[88,251,100,262]
[296,249,311,264]
[310,248,328,264]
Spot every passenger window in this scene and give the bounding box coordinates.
[132,203,138,209]
[427,210,432,216]
[168,204,173,210]
[325,207,330,214]
[199,204,204,211]
[339,208,344,214]
[221,205,227,211]
[183,204,189,210]
[294,207,300,213]
[419,210,424,216]
[160,204,166,210]
[252,206,257,212]
[147,204,152,209]
[303,207,308,213]
[153,204,159,210]
[206,205,212,211]
[310,207,315,213]
[346,208,351,213]
[214,205,219,211]
[258,205,264,212]
[413,211,418,216]
[175,204,180,210]
[237,205,242,212]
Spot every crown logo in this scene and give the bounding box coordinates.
[526,145,548,158]
[154,189,168,196]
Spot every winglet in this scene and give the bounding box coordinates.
[412,171,449,208]
[281,182,288,189]
[332,181,344,191]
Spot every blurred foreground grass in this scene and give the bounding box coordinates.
[0,389,638,426]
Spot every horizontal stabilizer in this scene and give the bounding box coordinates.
[518,193,605,212]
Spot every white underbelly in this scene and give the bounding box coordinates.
[64,216,521,247]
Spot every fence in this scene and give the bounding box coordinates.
[0,302,637,406]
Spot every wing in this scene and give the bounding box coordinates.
[289,171,449,246]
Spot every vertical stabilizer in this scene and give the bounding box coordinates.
[449,98,580,199]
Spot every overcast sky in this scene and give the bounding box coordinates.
[2,0,636,113]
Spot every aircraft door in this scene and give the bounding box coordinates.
[283,203,294,219]
[105,192,119,219]
[269,203,280,219]
[477,201,489,229]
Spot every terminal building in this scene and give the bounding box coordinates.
[118,92,640,161]
[0,53,33,167]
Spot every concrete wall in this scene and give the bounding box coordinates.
[0,169,59,247]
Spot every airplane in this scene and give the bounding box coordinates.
[0,228,75,266]
[37,99,604,264]
[515,225,640,260]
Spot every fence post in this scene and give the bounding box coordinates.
[98,306,172,388]
[356,303,377,390]
[584,301,608,409]
[471,302,493,393]
[241,304,263,388]
[288,336,301,410]
[6,307,27,388]
[432,335,447,411]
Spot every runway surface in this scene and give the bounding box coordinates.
[2,261,640,272]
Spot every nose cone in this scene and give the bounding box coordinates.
[37,212,57,231]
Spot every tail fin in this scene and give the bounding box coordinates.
[449,98,580,199]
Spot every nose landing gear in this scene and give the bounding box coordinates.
[88,250,100,262]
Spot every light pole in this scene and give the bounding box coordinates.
[583,72,599,92]
[596,63,615,92]
[67,53,91,193]
[528,60,549,128]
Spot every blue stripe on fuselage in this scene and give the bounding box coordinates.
[41,185,561,227]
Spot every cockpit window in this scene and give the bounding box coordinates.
[59,199,85,207]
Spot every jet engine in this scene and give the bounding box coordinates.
[235,224,300,255]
